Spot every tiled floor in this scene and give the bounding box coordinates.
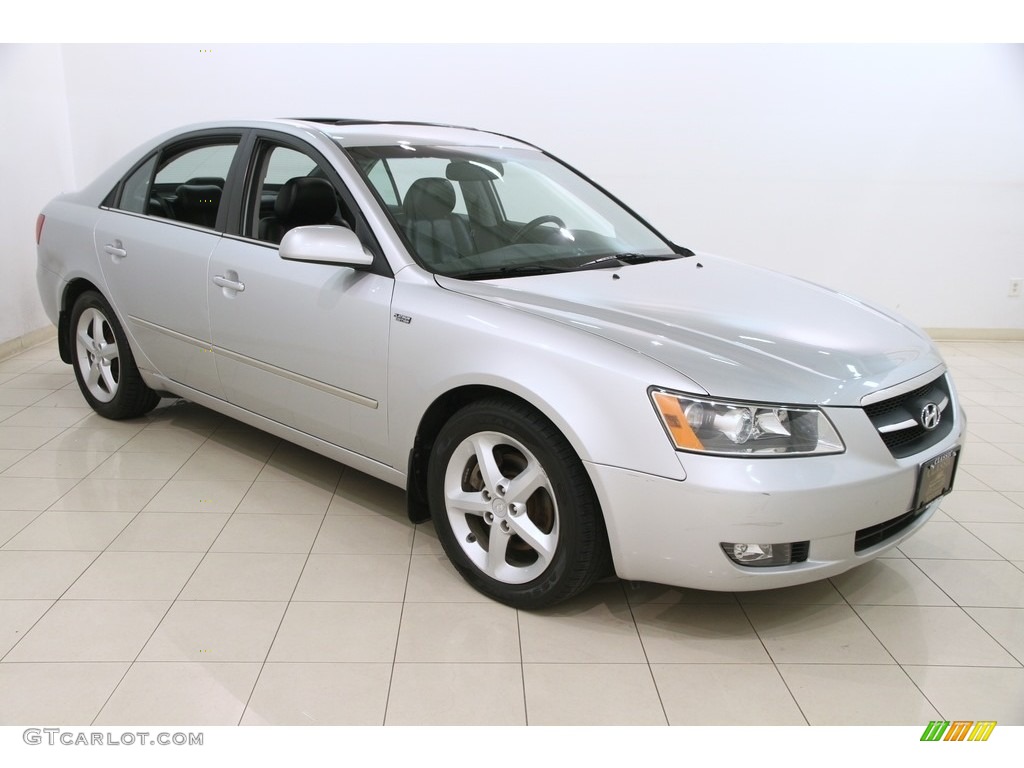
[1,337,1023,725]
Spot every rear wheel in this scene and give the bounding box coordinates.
[69,291,160,419]
[427,398,609,609]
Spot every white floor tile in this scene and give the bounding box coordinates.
[387,662,526,725]
[778,664,941,725]
[904,666,1024,724]
[914,559,1024,608]
[522,663,665,725]
[855,605,1021,667]
[0,662,130,724]
[395,602,520,663]
[652,664,806,725]
[94,662,262,725]
[256,442,344,486]
[242,662,391,725]
[64,552,203,600]
[831,559,956,606]
[267,601,402,662]
[49,478,165,512]
[210,513,322,553]
[292,554,410,602]
[0,476,79,509]
[143,479,251,514]
[311,513,414,554]
[3,511,135,551]
[632,603,770,663]
[0,551,98,599]
[0,600,53,657]
[519,584,646,663]
[139,600,286,661]
[745,603,894,664]
[5,600,169,662]
[179,553,306,601]
[108,512,229,552]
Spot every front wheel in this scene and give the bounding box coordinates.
[69,291,160,419]
[427,398,609,609]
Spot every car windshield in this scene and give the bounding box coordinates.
[345,143,679,279]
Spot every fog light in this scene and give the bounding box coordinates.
[723,542,793,567]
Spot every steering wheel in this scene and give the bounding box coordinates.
[511,215,567,244]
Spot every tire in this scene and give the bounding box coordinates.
[69,291,160,419]
[427,398,610,609]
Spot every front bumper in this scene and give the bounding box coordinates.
[587,403,965,591]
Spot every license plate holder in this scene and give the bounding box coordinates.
[913,447,960,511]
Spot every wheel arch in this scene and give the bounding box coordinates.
[405,384,601,527]
[57,278,105,364]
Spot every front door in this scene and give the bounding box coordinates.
[207,140,393,461]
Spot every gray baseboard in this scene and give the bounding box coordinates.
[0,326,58,362]
[926,328,1024,341]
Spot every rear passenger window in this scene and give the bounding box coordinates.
[114,139,238,228]
[118,155,158,214]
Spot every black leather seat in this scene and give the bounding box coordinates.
[173,184,222,228]
[185,176,225,188]
[259,177,340,244]
[403,178,473,263]
[147,195,174,218]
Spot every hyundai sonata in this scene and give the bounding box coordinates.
[35,119,964,607]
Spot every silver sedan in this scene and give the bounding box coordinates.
[35,119,964,608]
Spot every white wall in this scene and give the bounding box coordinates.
[0,45,75,346]
[3,44,1022,346]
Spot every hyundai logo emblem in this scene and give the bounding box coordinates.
[920,402,941,431]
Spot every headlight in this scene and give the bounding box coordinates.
[650,389,844,456]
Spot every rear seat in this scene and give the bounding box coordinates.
[173,184,222,228]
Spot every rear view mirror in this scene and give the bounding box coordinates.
[279,225,374,268]
[446,159,503,182]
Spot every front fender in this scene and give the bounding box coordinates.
[387,279,697,482]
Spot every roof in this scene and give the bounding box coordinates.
[280,118,537,150]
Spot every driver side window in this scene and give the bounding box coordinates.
[248,143,353,244]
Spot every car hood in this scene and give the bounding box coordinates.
[435,255,944,406]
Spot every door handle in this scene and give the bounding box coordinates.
[213,275,245,292]
[104,241,127,259]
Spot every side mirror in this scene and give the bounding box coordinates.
[279,225,375,268]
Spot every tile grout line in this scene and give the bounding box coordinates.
[734,593,812,726]
[381,496,418,727]
[621,581,672,726]
[234,461,344,726]
[84,415,272,726]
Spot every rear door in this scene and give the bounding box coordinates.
[95,132,244,398]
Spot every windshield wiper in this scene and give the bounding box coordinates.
[572,253,680,270]
[450,252,681,280]
[450,264,569,281]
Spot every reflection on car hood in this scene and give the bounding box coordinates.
[436,255,944,406]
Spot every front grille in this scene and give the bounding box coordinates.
[855,507,927,552]
[790,541,809,563]
[863,374,954,458]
